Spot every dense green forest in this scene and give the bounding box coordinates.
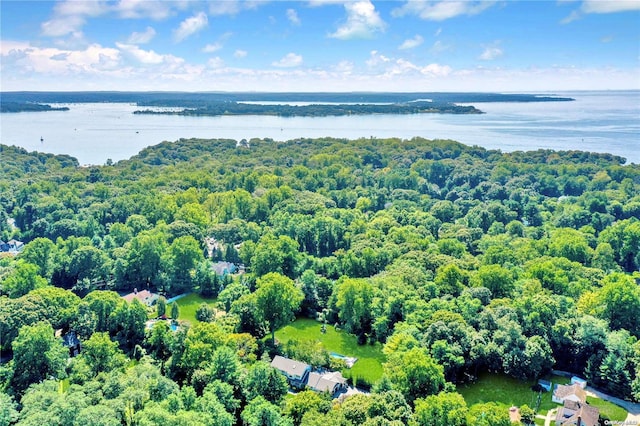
[133,101,482,117]
[0,103,70,113]
[0,137,639,425]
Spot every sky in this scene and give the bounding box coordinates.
[1,0,639,92]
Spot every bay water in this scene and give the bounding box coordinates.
[1,90,638,166]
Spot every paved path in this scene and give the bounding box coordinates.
[535,407,558,426]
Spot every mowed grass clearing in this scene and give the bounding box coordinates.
[173,293,219,324]
[458,372,546,411]
[275,318,385,386]
[586,396,628,422]
[458,372,628,420]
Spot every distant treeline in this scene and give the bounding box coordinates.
[0,102,70,113]
[133,101,483,117]
[0,91,575,105]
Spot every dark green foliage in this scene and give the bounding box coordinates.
[0,134,639,419]
[10,321,67,396]
[243,362,289,404]
[195,303,216,322]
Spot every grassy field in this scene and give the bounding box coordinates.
[172,293,219,324]
[458,372,628,420]
[587,396,628,421]
[275,318,385,386]
[458,372,549,411]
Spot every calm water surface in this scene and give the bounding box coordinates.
[1,91,638,165]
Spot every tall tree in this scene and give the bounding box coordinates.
[413,392,468,426]
[1,261,47,298]
[243,362,289,404]
[383,347,445,405]
[335,278,374,339]
[254,272,303,344]
[598,272,640,336]
[81,331,125,376]
[166,235,203,294]
[19,237,56,278]
[10,321,67,396]
[252,234,300,278]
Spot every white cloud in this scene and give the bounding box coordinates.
[366,50,391,67]
[116,43,186,71]
[3,42,639,92]
[287,8,301,25]
[334,60,354,74]
[209,0,262,16]
[116,43,165,64]
[55,0,109,17]
[203,42,223,53]
[202,32,232,53]
[392,0,496,21]
[308,0,346,5]
[561,10,583,23]
[562,0,640,23]
[1,41,121,75]
[421,63,452,76]
[207,57,225,69]
[430,40,451,54]
[330,1,386,40]
[173,12,208,43]
[41,0,175,37]
[272,52,303,67]
[383,58,452,78]
[479,43,503,61]
[50,52,70,61]
[41,14,87,37]
[234,50,248,58]
[399,35,424,50]
[127,27,156,44]
[581,0,640,13]
[114,0,176,20]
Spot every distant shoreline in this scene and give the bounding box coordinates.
[0,102,70,113]
[133,101,484,117]
[0,91,575,117]
[0,91,575,105]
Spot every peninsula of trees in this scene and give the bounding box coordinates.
[0,102,70,113]
[0,137,638,425]
[133,101,483,117]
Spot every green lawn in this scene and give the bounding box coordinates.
[459,372,628,421]
[275,318,385,386]
[173,293,219,324]
[587,396,628,422]
[458,372,547,411]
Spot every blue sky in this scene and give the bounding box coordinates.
[1,0,639,91]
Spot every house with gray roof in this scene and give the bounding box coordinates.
[271,355,311,389]
[307,371,347,396]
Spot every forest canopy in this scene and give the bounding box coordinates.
[0,136,638,425]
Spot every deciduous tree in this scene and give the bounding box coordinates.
[254,273,303,344]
